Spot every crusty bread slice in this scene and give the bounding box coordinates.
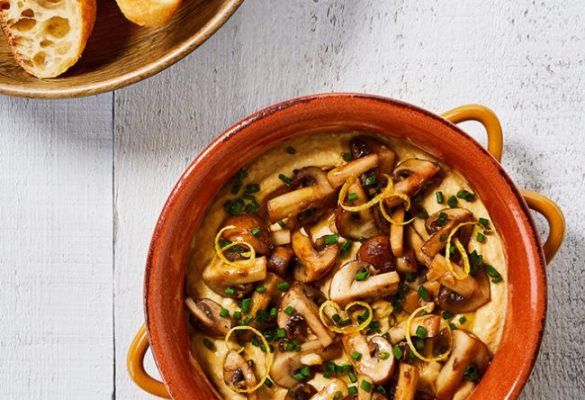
[0,0,96,79]
[115,0,181,27]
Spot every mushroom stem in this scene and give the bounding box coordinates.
[327,154,379,188]
[329,261,400,305]
[202,256,267,298]
[223,350,259,400]
[185,297,234,337]
[342,334,396,384]
[387,315,442,344]
[309,379,348,400]
[393,363,419,400]
[389,207,405,257]
[292,230,339,282]
[427,254,477,299]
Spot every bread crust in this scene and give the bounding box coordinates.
[0,0,97,78]
[115,0,181,27]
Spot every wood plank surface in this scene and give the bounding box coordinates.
[0,95,114,398]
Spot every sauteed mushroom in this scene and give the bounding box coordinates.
[268,167,335,223]
[427,254,477,299]
[438,269,491,313]
[222,214,273,255]
[349,136,396,175]
[185,297,234,336]
[394,363,419,400]
[342,334,395,384]
[292,229,338,282]
[202,256,267,298]
[286,383,318,400]
[249,272,285,317]
[268,245,295,276]
[387,314,442,344]
[327,154,379,188]
[329,261,399,304]
[335,179,379,240]
[389,206,405,257]
[421,208,474,258]
[224,350,258,400]
[270,340,341,388]
[278,283,335,347]
[435,330,490,399]
[357,235,395,273]
[310,379,349,400]
[385,159,441,208]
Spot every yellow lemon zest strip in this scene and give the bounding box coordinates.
[378,202,415,226]
[445,221,477,280]
[405,305,453,362]
[215,225,256,269]
[318,300,373,334]
[223,325,273,393]
[338,174,396,212]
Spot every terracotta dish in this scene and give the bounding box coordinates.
[127,94,565,399]
[0,0,242,98]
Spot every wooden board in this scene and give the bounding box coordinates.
[1,0,584,399]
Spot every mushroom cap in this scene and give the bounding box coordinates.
[185,297,234,337]
[292,230,339,282]
[357,235,395,273]
[223,350,258,398]
[329,260,400,305]
[286,383,318,400]
[385,158,441,208]
[222,214,273,255]
[342,334,395,384]
[202,256,267,298]
[438,269,491,313]
[267,245,295,276]
[349,136,396,175]
[422,208,474,258]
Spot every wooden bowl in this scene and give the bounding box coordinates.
[0,0,242,98]
[128,94,565,399]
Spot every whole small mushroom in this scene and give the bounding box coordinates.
[292,229,339,282]
[357,235,395,273]
[222,214,273,255]
[329,261,399,305]
[185,297,234,336]
[223,350,258,400]
[384,159,441,208]
[342,334,396,384]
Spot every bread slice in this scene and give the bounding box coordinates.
[0,0,96,79]
[115,0,181,27]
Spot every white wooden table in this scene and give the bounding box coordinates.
[1,1,583,398]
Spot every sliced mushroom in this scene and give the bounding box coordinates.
[406,226,433,267]
[395,248,418,274]
[222,214,273,254]
[185,297,234,336]
[271,340,341,388]
[286,383,318,400]
[202,256,267,298]
[426,254,477,299]
[393,363,419,400]
[389,207,405,257]
[329,261,400,305]
[292,229,339,282]
[452,381,476,400]
[387,315,442,344]
[272,229,292,245]
[310,379,349,400]
[342,334,395,384]
[435,330,490,400]
[327,153,379,188]
[249,272,284,317]
[268,245,295,276]
[223,350,258,400]
[438,269,491,313]
[384,159,441,208]
[357,235,395,273]
[357,375,387,400]
[421,208,474,258]
[350,136,396,175]
[268,167,335,223]
[335,179,379,240]
[278,283,335,347]
[417,361,442,395]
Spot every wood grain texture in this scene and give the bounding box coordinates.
[0,94,114,398]
[115,1,584,399]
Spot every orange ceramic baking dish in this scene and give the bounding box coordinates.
[127,94,565,399]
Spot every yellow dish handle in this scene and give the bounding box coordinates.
[520,190,565,264]
[127,324,171,399]
[442,104,565,264]
[441,104,504,162]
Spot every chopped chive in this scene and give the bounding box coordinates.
[333,391,343,400]
[392,346,403,360]
[416,208,429,219]
[275,328,286,339]
[255,286,266,293]
[348,386,358,396]
[269,307,278,318]
[378,351,390,360]
[377,385,387,394]
[364,176,377,186]
[347,192,359,202]
[251,337,260,347]
[278,174,292,186]
[277,282,290,291]
[219,308,230,318]
[245,183,260,194]
[342,152,353,162]
[232,311,241,320]
[447,195,458,208]
[228,198,245,215]
[476,232,485,242]
[437,211,448,225]
[324,234,339,245]
[218,238,231,248]
[286,146,296,155]
[348,371,357,383]
[235,168,248,181]
[251,227,261,237]
[231,180,242,195]
[360,379,372,392]
[413,337,425,350]
[355,268,370,281]
[284,306,296,315]
[439,233,448,242]
[242,315,253,325]
[449,322,457,330]
[485,265,503,283]
[449,245,457,255]
[340,240,353,257]
[351,351,362,361]
[442,311,454,320]
[459,316,467,324]
[264,378,273,387]
[457,189,476,201]
[224,287,235,296]
[416,325,428,338]
[203,338,215,351]
[412,193,424,204]
[404,272,414,282]
[464,364,480,381]
[418,286,430,301]
[478,217,490,229]
[436,191,444,204]
[241,298,252,313]
[277,220,286,228]
[285,342,295,351]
